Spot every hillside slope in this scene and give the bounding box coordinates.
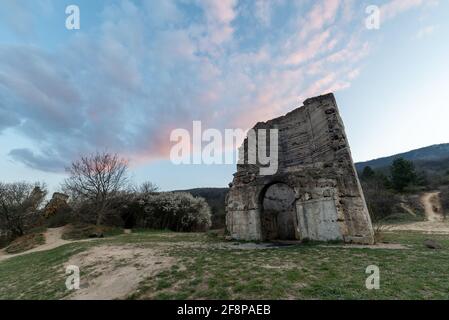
[356,143,449,171]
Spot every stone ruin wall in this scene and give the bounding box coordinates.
[226,93,374,244]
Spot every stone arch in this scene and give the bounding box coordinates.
[259,182,299,241]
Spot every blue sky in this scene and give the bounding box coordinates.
[0,0,448,192]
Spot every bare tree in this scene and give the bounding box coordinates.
[131,181,159,201]
[139,181,159,194]
[62,152,129,225]
[0,182,47,238]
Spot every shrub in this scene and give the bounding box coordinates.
[67,190,136,227]
[0,234,10,249]
[440,187,449,218]
[137,192,212,232]
[362,180,399,221]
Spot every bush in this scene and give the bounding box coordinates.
[362,180,399,221]
[67,191,134,227]
[58,185,211,233]
[440,187,449,218]
[0,234,10,249]
[137,192,212,232]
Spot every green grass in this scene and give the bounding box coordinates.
[127,231,449,300]
[382,213,425,224]
[1,229,449,300]
[0,242,92,299]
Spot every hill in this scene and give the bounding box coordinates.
[356,143,449,171]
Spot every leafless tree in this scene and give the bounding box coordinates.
[0,182,47,237]
[139,181,159,194]
[62,152,129,225]
[128,181,159,201]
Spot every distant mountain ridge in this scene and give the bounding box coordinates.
[355,143,449,171]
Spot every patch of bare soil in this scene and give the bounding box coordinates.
[0,227,70,262]
[64,245,174,300]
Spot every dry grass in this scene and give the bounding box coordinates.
[5,233,45,254]
[62,224,122,240]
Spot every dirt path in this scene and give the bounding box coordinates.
[421,192,443,222]
[0,227,71,262]
[0,229,174,300]
[387,192,449,234]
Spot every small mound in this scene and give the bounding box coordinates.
[62,224,122,240]
[5,233,45,254]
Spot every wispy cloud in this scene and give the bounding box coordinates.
[0,0,438,172]
[380,0,439,22]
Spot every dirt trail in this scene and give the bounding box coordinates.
[421,192,443,222]
[387,192,449,234]
[0,228,174,300]
[0,227,72,262]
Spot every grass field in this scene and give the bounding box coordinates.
[0,229,448,300]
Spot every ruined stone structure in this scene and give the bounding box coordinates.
[44,192,70,218]
[226,93,374,244]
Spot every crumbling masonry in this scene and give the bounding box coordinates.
[226,93,374,244]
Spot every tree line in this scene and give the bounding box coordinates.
[0,152,212,247]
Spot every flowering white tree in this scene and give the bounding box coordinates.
[139,192,211,232]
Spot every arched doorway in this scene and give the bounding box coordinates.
[260,183,298,241]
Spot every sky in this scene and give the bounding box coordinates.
[0,0,448,192]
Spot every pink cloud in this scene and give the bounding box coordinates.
[299,0,341,40]
[285,29,332,65]
[2,0,428,172]
[198,0,238,46]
